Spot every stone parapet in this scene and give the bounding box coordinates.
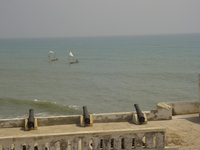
[0,101,198,128]
[164,101,199,115]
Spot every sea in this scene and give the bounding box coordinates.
[0,33,200,119]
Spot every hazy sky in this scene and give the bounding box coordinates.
[0,0,200,38]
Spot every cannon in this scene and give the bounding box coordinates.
[28,109,34,128]
[83,106,90,124]
[134,104,145,123]
[25,109,37,130]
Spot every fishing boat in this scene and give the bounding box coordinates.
[68,52,78,64]
[48,51,58,61]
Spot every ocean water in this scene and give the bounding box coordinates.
[0,34,199,119]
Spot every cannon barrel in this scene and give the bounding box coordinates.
[134,104,145,123]
[28,109,34,128]
[83,106,90,124]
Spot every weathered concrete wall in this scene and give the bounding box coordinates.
[146,102,172,121]
[37,115,80,126]
[0,115,80,128]
[164,101,199,115]
[0,118,24,128]
[0,113,133,128]
[92,112,132,123]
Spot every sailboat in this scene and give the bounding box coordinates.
[68,52,78,64]
[48,51,58,61]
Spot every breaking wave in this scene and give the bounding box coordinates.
[0,97,82,119]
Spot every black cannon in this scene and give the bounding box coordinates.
[28,109,34,128]
[134,104,145,123]
[83,106,90,124]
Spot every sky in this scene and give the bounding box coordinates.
[0,0,200,38]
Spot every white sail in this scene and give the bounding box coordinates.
[69,52,74,57]
[48,51,55,60]
[48,51,54,54]
[68,51,78,64]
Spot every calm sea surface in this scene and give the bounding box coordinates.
[0,34,200,119]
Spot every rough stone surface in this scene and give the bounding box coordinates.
[148,114,200,150]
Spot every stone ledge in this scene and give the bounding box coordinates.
[164,101,199,115]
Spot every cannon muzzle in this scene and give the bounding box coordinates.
[28,109,34,128]
[83,106,90,124]
[134,104,145,123]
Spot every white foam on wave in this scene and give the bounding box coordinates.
[69,105,80,110]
